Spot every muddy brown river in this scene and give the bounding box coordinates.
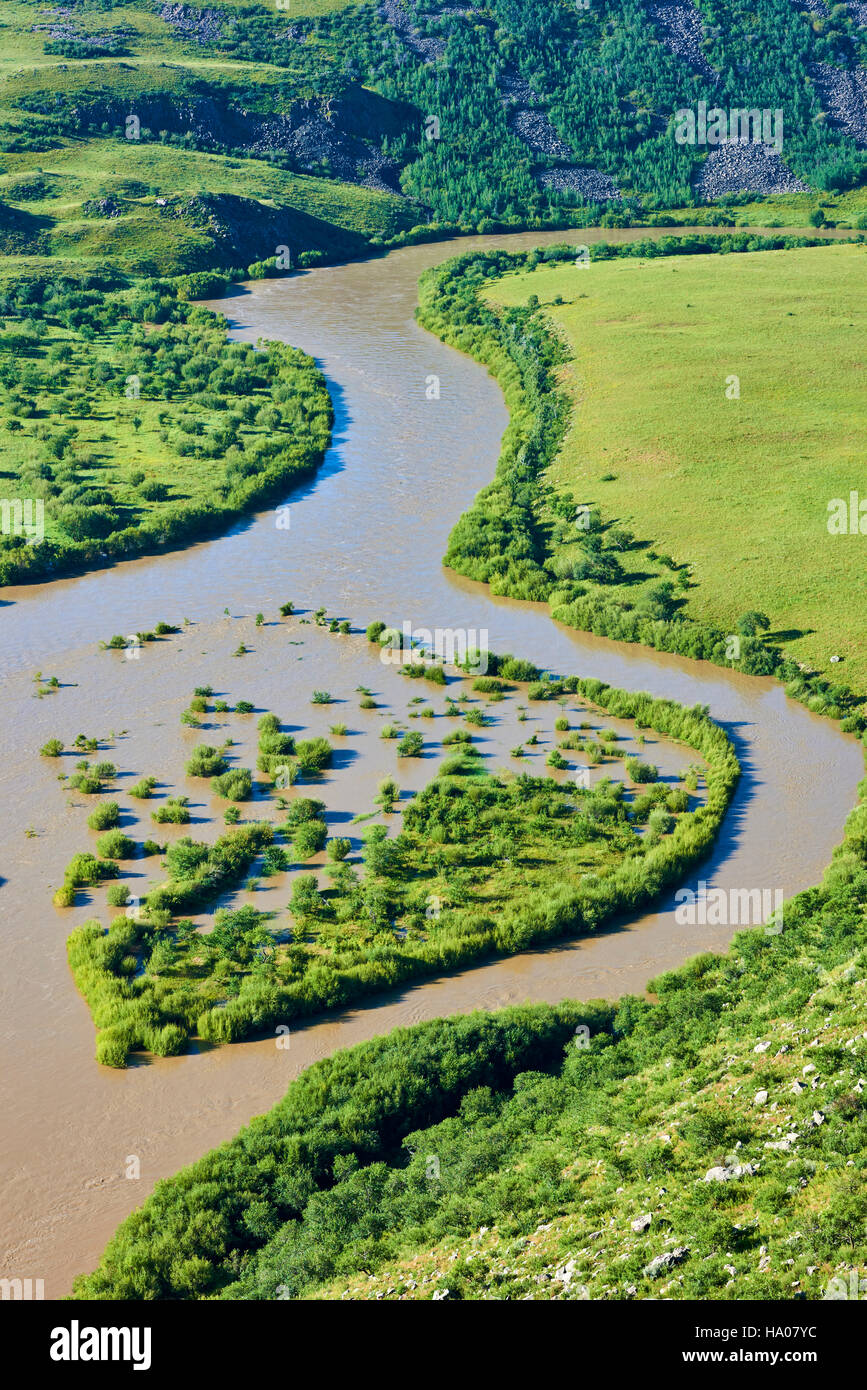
[0,229,862,1297]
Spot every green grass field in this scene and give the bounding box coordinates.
[487,244,867,689]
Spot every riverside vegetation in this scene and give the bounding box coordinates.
[0,271,332,585]
[54,633,737,1069]
[3,0,861,1312]
[71,759,867,1300]
[417,234,867,707]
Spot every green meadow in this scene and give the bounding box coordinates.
[488,243,867,689]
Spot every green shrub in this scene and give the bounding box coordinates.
[648,807,675,835]
[41,738,64,757]
[96,831,135,860]
[375,778,399,812]
[626,757,659,783]
[280,798,326,829]
[397,732,424,757]
[87,801,120,831]
[498,658,540,681]
[293,820,328,860]
[96,1028,131,1069]
[295,738,333,775]
[129,777,157,799]
[186,746,228,777]
[259,732,296,756]
[69,769,103,794]
[212,768,253,802]
[151,798,191,824]
[106,883,130,908]
[64,851,117,886]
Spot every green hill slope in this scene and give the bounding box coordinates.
[1,0,866,284]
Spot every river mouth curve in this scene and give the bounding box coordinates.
[0,227,862,1295]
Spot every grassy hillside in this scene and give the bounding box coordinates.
[308,869,867,1303]
[0,0,864,295]
[486,242,867,689]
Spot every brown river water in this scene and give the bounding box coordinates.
[0,228,862,1296]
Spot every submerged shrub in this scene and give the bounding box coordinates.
[186,746,228,777]
[626,757,659,784]
[293,819,328,860]
[64,851,117,886]
[295,738,333,775]
[397,732,424,757]
[151,797,191,824]
[87,801,120,831]
[129,777,157,799]
[96,830,135,860]
[212,768,253,801]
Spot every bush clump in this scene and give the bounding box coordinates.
[293,820,328,860]
[151,797,191,824]
[186,746,228,778]
[96,831,135,860]
[212,768,253,802]
[87,801,120,831]
[626,757,659,784]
